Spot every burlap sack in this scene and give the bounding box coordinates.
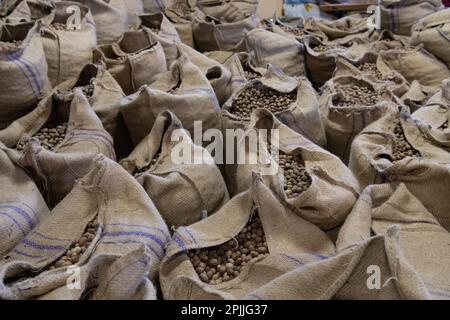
[69,0,128,45]
[349,106,450,192]
[400,80,439,112]
[0,90,116,208]
[222,67,326,148]
[160,173,337,300]
[120,111,229,228]
[246,228,430,300]
[379,47,450,88]
[164,1,205,48]
[93,29,167,95]
[243,28,306,78]
[0,142,50,257]
[177,43,232,105]
[41,1,96,87]
[304,15,371,41]
[303,35,369,88]
[138,11,181,43]
[228,109,359,230]
[334,51,410,97]
[120,53,220,146]
[195,0,259,23]
[52,63,132,159]
[368,29,411,52]
[5,0,54,24]
[0,155,170,300]
[337,183,450,299]
[380,0,443,36]
[219,51,266,94]
[319,76,398,163]
[411,8,450,67]
[0,21,51,129]
[192,14,258,52]
[413,79,450,129]
[118,24,232,107]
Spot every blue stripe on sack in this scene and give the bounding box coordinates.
[173,234,187,252]
[0,205,35,230]
[11,248,43,259]
[180,227,198,246]
[6,52,38,96]
[20,238,66,251]
[105,223,170,241]
[311,253,328,260]
[31,231,71,243]
[0,211,27,235]
[15,202,38,216]
[12,52,45,95]
[102,231,166,250]
[10,51,43,96]
[100,240,164,260]
[280,253,305,266]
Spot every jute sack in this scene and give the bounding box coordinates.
[0,142,50,257]
[400,80,439,112]
[195,0,259,23]
[243,28,306,78]
[0,21,51,129]
[349,106,450,191]
[138,11,181,43]
[247,186,432,300]
[230,109,360,230]
[303,35,368,88]
[52,64,132,160]
[253,233,431,300]
[379,47,450,88]
[137,15,232,105]
[0,155,170,300]
[121,111,229,228]
[336,183,450,299]
[413,79,450,129]
[177,43,233,105]
[220,51,266,94]
[5,0,54,24]
[93,29,167,95]
[411,8,450,67]
[69,0,128,45]
[164,1,206,48]
[221,67,326,148]
[368,29,411,52]
[120,53,220,146]
[333,51,410,97]
[41,1,96,87]
[160,173,337,300]
[304,15,371,41]
[0,90,116,208]
[380,0,443,36]
[192,14,258,52]
[137,11,182,77]
[319,76,398,163]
